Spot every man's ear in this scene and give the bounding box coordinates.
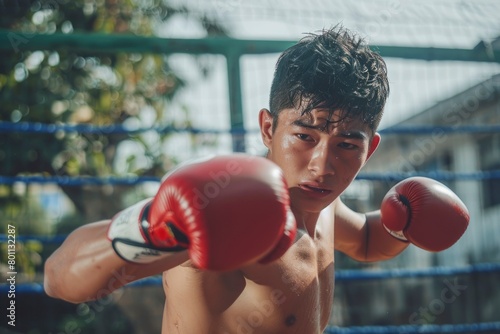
[259,108,274,149]
[366,132,381,162]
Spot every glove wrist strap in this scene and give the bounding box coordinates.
[108,199,185,264]
[382,223,409,243]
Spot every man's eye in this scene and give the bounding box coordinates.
[338,142,357,150]
[296,134,312,141]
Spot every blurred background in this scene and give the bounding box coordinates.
[0,0,499,333]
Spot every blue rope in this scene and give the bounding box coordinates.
[325,322,500,333]
[6,234,500,280]
[1,230,497,280]
[1,282,499,333]
[0,234,67,243]
[335,262,500,281]
[119,263,500,284]
[1,280,499,333]
[1,262,498,295]
[0,121,249,135]
[0,175,161,186]
[1,170,500,187]
[356,170,500,181]
[378,124,500,135]
[1,121,499,135]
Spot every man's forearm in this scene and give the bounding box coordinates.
[44,220,189,303]
[363,210,409,262]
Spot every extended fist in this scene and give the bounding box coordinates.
[381,177,469,252]
[108,154,297,270]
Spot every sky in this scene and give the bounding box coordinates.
[129,0,500,160]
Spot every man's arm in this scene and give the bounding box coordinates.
[44,220,189,303]
[44,155,296,304]
[334,177,469,262]
[334,199,408,262]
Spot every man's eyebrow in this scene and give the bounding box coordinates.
[292,119,369,140]
[291,119,321,130]
[339,131,369,140]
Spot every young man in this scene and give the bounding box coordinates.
[44,26,469,333]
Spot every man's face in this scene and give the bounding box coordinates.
[259,107,380,214]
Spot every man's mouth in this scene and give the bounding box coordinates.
[298,183,332,195]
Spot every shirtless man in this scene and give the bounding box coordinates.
[44,26,469,333]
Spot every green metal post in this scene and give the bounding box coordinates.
[226,50,245,152]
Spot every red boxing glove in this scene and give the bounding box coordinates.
[108,154,296,270]
[381,177,469,252]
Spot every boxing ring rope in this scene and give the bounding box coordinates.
[2,241,500,334]
[325,322,500,333]
[2,120,500,185]
[1,120,500,333]
[2,249,500,333]
[2,120,500,135]
[2,169,500,186]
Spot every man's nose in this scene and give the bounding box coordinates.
[308,143,335,177]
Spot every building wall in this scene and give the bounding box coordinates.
[357,80,500,268]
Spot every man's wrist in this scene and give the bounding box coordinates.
[382,223,409,243]
[107,198,153,245]
[107,199,188,263]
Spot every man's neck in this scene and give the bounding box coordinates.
[291,208,321,239]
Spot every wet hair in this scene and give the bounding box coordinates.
[269,25,390,133]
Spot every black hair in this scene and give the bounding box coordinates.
[269,25,390,133]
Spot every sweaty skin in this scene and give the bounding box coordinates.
[44,107,408,334]
[162,209,335,333]
[159,108,401,333]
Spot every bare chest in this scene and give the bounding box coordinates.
[162,217,335,334]
[235,231,335,333]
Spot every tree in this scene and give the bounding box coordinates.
[1,4,228,332]
[0,0,228,224]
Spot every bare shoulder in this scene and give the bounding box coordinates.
[332,198,365,227]
[332,198,367,256]
[163,263,246,311]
